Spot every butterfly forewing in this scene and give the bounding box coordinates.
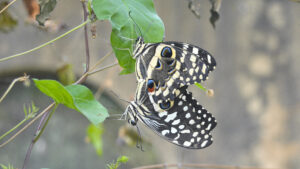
[135,41,216,103]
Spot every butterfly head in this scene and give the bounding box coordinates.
[132,36,145,59]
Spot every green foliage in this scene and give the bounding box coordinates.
[0,164,15,169]
[0,2,18,33]
[86,124,104,156]
[23,101,39,119]
[195,82,207,92]
[92,0,165,74]
[36,0,57,25]
[33,79,109,125]
[106,156,129,169]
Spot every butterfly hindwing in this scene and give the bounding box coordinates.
[128,81,217,149]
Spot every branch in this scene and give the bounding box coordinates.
[0,20,90,63]
[133,163,280,169]
[87,62,118,76]
[22,104,57,169]
[0,75,29,103]
[0,0,17,15]
[81,0,90,73]
[0,102,56,148]
[74,50,113,84]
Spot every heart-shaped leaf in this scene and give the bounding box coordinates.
[33,79,109,125]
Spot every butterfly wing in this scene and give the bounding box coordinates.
[129,82,217,149]
[135,42,216,103]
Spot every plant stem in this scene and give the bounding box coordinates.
[82,0,90,73]
[0,20,90,63]
[88,62,118,76]
[133,163,275,169]
[22,104,57,169]
[0,118,27,141]
[0,102,56,148]
[74,50,113,84]
[33,104,57,142]
[0,76,29,103]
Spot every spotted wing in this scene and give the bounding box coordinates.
[130,84,217,149]
[135,42,216,103]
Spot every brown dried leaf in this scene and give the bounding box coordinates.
[22,0,40,21]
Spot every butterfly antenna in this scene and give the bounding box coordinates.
[106,114,124,121]
[109,90,131,104]
[129,11,143,38]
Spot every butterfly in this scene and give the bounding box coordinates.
[123,36,217,149]
[125,79,217,149]
[133,37,216,105]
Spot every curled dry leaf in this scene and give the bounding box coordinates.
[22,0,40,21]
[188,0,201,19]
[209,0,222,28]
[36,0,57,25]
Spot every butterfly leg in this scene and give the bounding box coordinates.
[135,124,144,152]
[128,116,144,151]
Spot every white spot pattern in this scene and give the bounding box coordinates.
[162,130,169,136]
[183,141,191,147]
[164,112,177,122]
[171,127,177,133]
[172,119,180,125]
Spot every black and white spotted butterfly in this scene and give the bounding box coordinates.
[133,37,216,105]
[125,79,217,149]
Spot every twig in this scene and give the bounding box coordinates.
[132,163,282,169]
[89,50,113,71]
[22,111,50,169]
[0,102,56,148]
[88,62,118,76]
[0,75,29,103]
[0,118,27,141]
[0,0,17,15]
[81,0,90,73]
[22,104,57,169]
[74,50,113,84]
[0,20,90,63]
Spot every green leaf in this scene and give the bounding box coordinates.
[33,79,75,109]
[36,0,57,25]
[117,156,129,163]
[66,84,109,125]
[92,0,165,74]
[0,164,15,169]
[106,156,129,169]
[195,82,207,92]
[86,124,103,156]
[33,79,109,125]
[33,79,76,107]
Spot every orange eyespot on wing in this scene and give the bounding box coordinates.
[147,79,156,93]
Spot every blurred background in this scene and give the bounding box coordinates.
[0,0,299,168]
